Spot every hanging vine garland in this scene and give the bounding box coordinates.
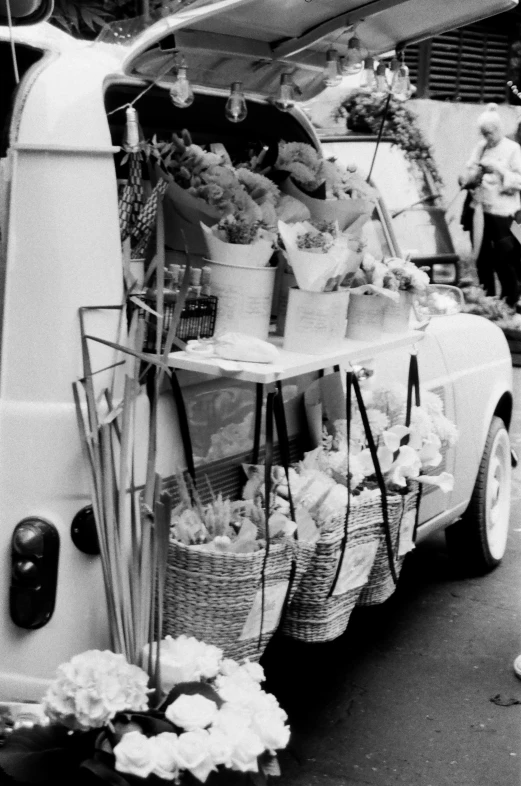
[334,90,444,191]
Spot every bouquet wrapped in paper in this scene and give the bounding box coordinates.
[274,142,376,230]
[201,215,275,268]
[278,219,362,292]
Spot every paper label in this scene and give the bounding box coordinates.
[239,582,289,640]
[398,509,417,557]
[332,539,379,596]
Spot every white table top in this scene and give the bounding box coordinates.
[165,331,424,384]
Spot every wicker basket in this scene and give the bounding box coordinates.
[357,483,420,607]
[280,493,398,643]
[164,536,314,662]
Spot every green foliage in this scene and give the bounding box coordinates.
[49,0,199,39]
[335,90,443,191]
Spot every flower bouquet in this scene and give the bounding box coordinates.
[164,480,301,662]
[277,219,361,353]
[274,142,375,230]
[200,215,274,268]
[0,640,290,786]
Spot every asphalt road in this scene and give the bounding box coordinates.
[262,369,521,786]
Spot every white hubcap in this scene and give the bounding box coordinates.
[486,429,511,561]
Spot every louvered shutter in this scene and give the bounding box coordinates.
[404,22,510,103]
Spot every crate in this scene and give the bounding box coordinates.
[141,294,218,352]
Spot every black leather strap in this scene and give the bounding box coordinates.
[406,353,421,427]
[352,371,398,585]
[328,370,353,596]
[274,382,296,525]
[252,383,263,465]
[168,370,196,484]
[259,391,275,647]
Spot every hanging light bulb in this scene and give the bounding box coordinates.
[359,56,376,91]
[123,106,142,153]
[168,56,194,108]
[343,34,364,75]
[374,62,389,96]
[324,48,342,87]
[225,81,248,123]
[391,56,412,101]
[274,73,297,112]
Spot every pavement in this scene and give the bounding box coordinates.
[261,370,521,786]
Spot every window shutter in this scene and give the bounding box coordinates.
[404,22,510,103]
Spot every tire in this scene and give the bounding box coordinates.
[445,416,511,574]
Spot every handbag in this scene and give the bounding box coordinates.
[460,189,474,233]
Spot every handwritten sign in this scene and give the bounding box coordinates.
[332,539,379,596]
[239,582,289,640]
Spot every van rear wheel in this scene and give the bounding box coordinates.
[445,416,511,574]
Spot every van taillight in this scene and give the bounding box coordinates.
[10,518,59,629]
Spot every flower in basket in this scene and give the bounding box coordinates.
[0,640,290,786]
[315,383,457,495]
[278,219,362,292]
[171,478,296,554]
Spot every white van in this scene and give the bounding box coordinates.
[0,0,517,701]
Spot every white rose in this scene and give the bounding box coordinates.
[251,710,291,753]
[176,729,215,782]
[207,727,234,768]
[149,732,181,781]
[215,678,259,709]
[144,636,223,692]
[229,727,265,773]
[213,704,251,734]
[114,731,154,779]
[219,658,241,677]
[165,694,218,731]
[238,661,265,684]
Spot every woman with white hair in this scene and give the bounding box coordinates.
[459,102,521,307]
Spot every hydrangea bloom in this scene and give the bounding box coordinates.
[42,650,149,731]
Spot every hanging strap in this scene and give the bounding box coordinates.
[258,391,275,648]
[169,369,196,484]
[405,353,423,543]
[274,382,296,526]
[252,383,264,465]
[328,369,353,596]
[405,353,421,427]
[352,370,398,585]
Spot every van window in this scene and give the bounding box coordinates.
[0,43,43,157]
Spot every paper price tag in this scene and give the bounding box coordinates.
[239,582,289,641]
[398,509,417,557]
[332,539,379,597]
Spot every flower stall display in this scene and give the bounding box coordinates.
[0,641,290,786]
[277,219,362,353]
[163,479,313,663]
[274,141,376,230]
